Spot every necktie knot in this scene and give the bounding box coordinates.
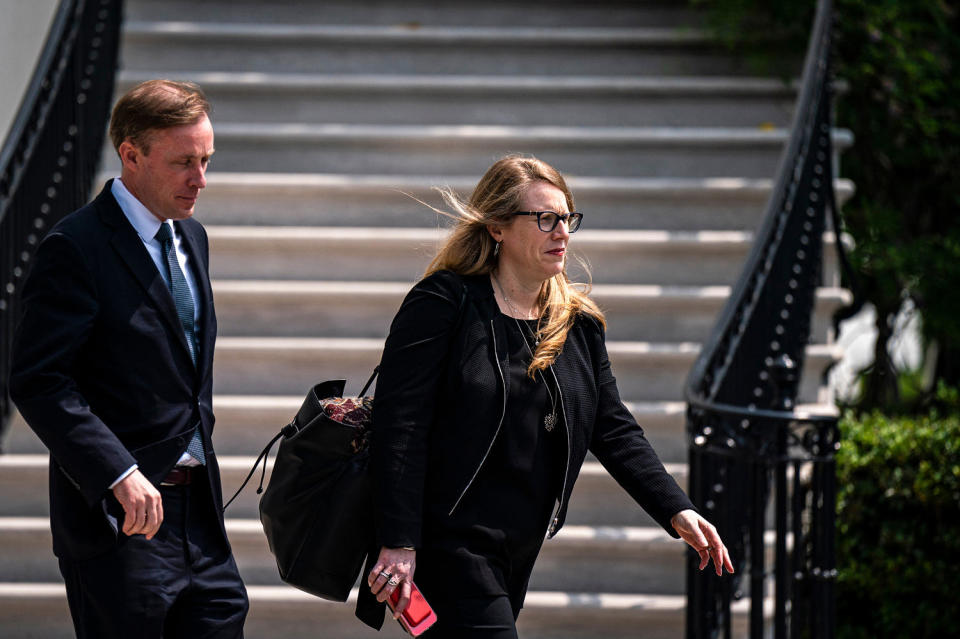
[154,221,173,244]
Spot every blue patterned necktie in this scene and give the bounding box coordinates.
[154,222,205,465]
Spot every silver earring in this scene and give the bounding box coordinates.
[494,241,501,257]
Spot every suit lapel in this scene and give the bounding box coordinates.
[97,184,195,367]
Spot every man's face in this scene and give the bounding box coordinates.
[119,114,214,221]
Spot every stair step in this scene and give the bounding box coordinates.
[212,280,850,343]
[102,124,853,178]
[206,337,839,401]
[117,71,798,128]
[0,582,757,639]
[211,338,841,401]
[3,400,837,467]
[205,226,843,286]
[0,455,686,527]
[126,0,707,29]
[120,23,755,77]
[5,399,693,461]
[150,172,852,230]
[0,518,687,594]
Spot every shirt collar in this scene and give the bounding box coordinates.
[111,177,170,242]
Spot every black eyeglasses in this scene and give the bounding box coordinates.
[512,211,584,233]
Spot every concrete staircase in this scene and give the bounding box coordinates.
[0,1,851,637]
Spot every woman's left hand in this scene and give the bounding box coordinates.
[671,509,735,576]
[367,546,417,618]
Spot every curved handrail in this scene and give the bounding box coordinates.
[0,1,75,215]
[0,0,123,441]
[684,1,843,637]
[685,0,837,414]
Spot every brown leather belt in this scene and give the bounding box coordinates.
[161,466,199,486]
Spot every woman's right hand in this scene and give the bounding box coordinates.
[670,509,734,576]
[367,546,417,618]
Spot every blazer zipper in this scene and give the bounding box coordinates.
[448,318,508,516]
[547,364,571,538]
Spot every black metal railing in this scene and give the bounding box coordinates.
[685,0,847,637]
[0,0,123,448]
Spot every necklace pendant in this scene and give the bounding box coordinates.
[544,411,557,432]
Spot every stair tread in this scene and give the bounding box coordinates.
[124,22,716,45]
[0,579,769,614]
[98,172,854,205]
[205,225,754,244]
[0,455,682,473]
[209,278,851,302]
[207,122,854,146]
[205,224,844,244]
[210,335,843,356]
[207,396,833,413]
[2,399,833,431]
[138,171,853,194]
[0,517,673,542]
[119,70,799,94]
[0,580,690,607]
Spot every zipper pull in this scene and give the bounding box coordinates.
[548,516,559,535]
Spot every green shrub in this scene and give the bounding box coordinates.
[836,408,960,638]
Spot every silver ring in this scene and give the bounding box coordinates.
[387,576,401,587]
[378,570,392,580]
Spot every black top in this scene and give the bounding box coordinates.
[427,317,565,535]
[421,316,565,597]
[484,317,565,535]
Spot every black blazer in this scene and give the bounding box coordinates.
[9,181,226,560]
[371,270,694,549]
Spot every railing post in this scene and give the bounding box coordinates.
[771,355,796,639]
[749,457,765,639]
[811,428,837,639]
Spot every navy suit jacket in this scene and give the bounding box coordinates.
[9,181,228,560]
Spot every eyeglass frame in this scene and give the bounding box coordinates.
[512,210,584,233]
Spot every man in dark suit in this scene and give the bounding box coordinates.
[9,80,248,638]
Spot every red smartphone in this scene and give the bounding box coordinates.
[387,580,437,636]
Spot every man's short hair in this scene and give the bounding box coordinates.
[109,79,210,155]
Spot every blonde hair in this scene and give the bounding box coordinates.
[425,155,605,376]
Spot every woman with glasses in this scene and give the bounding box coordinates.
[364,155,732,637]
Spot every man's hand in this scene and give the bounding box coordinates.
[111,469,163,539]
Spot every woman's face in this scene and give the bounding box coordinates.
[490,180,571,283]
